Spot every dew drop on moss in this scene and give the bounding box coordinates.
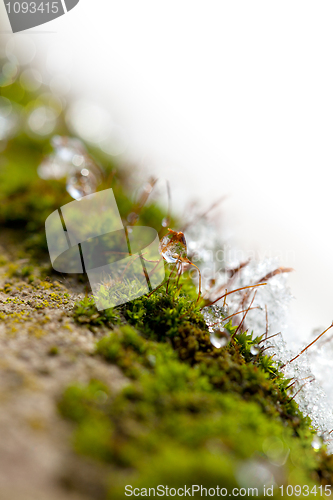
[250,345,260,355]
[311,435,322,451]
[210,329,229,348]
[66,167,98,200]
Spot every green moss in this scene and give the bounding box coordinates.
[48,346,59,356]
[63,275,333,495]
[4,60,333,497]
[59,323,330,497]
[73,297,121,329]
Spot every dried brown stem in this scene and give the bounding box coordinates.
[285,380,296,391]
[265,304,269,340]
[166,261,178,294]
[232,290,257,339]
[182,195,226,231]
[210,306,260,326]
[287,378,315,403]
[281,322,333,368]
[147,280,166,298]
[257,267,294,284]
[186,259,202,304]
[260,345,275,353]
[159,180,172,237]
[201,283,267,310]
[258,332,281,345]
[226,259,251,278]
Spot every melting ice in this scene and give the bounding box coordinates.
[185,217,333,452]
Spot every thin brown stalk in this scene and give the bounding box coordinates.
[201,283,267,310]
[129,176,158,226]
[232,290,257,339]
[287,378,315,403]
[186,260,202,304]
[257,267,294,284]
[258,332,281,345]
[265,304,269,340]
[166,261,178,294]
[146,280,166,298]
[239,268,293,311]
[209,306,260,326]
[260,345,275,353]
[158,180,172,238]
[285,380,296,391]
[182,195,226,231]
[281,322,333,368]
[226,259,251,278]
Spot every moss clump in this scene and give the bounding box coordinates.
[59,324,330,498]
[73,280,308,433]
[73,297,121,330]
[3,59,333,498]
[48,346,59,356]
[67,281,333,495]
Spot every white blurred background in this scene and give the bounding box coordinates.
[1,1,333,343]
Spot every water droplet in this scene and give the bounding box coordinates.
[0,97,19,141]
[210,329,229,348]
[221,305,229,317]
[311,435,322,451]
[250,345,260,355]
[162,217,170,227]
[72,154,85,167]
[27,106,57,136]
[66,168,98,200]
[159,229,187,264]
[38,136,103,199]
[52,136,85,161]
[38,158,70,180]
[20,68,42,92]
[38,137,83,180]
[1,62,19,86]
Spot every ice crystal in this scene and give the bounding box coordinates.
[66,167,99,200]
[187,214,333,452]
[202,304,229,333]
[185,218,224,292]
[38,136,86,180]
